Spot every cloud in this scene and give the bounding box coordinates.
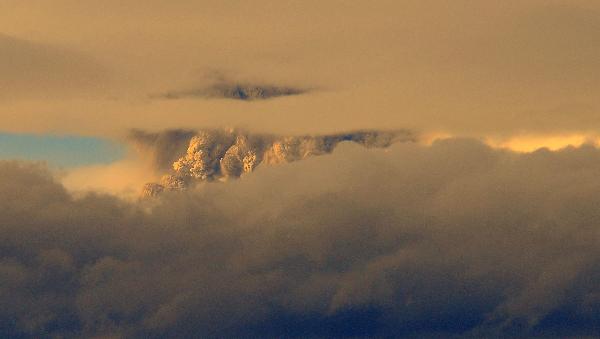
[135,128,416,195]
[151,69,309,101]
[1,139,600,337]
[0,34,107,99]
[128,129,197,171]
[154,78,308,101]
[61,159,158,199]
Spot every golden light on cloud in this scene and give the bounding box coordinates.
[424,132,599,153]
[1,1,600,137]
[3,1,600,337]
[61,159,158,198]
[487,134,598,152]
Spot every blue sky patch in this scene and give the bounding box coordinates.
[0,132,125,168]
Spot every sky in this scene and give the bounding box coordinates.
[0,132,124,167]
[1,1,600,338]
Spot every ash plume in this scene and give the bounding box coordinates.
[141,128,416,196]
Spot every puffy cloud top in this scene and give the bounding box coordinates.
[139,128,415,195]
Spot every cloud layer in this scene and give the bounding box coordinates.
[2,139,600,338]
[3,1,600,137]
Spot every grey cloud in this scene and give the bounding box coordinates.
[1,140,600,337]
[153,75,308,101]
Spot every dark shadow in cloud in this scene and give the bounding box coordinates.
[157,82,307,101]
[151,69,311,101]
[1,140,600,338]
[153,77,309,101]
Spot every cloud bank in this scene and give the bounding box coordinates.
[4,2,600,137]
[2,139,600,338]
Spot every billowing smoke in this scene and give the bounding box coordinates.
[141,128,416,196]
[1,139,600,338]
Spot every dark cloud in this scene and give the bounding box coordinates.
[2,140,600,338]
[159,83,307,101]
[153,73,309,101]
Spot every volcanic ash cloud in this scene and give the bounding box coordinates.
[140,128,415,196]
